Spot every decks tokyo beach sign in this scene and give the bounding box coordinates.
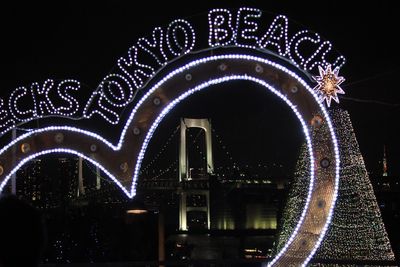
[0,7,345,135]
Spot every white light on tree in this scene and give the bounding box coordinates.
[277,108,395,262]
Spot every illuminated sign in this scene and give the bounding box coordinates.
[0,8,345,136]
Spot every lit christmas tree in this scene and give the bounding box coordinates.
[276,108,395,263]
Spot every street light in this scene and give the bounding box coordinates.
[126,198,148,215]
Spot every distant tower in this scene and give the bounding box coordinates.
[77,157,86,196]
[76,157,102,197]
[178,118,213,231]
[383,145,388,177]
[179,118,214,181]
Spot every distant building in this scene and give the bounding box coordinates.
[16,156,79,209]
[370,146,400,260]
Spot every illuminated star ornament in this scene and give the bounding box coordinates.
[313,64,345,107]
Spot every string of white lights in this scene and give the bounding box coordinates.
[1,79,81,136]
[56,80,80,116]
[235,7,262,48]
[0,54,339,267]
[258,15,289,56]
[211,127,240,170]
[166,19,196,56]
[1,8,346,136]
[140,125,180,174]
[116,45,155,89]
[208,9,234,47]
[81,9,345,126]
[138,27,168,66]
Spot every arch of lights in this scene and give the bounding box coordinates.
[0,7,345,266]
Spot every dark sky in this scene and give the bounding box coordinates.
[2,1,399,177]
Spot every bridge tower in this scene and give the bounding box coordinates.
[178,118,213,231]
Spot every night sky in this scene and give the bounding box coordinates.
[2,1,399,177]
